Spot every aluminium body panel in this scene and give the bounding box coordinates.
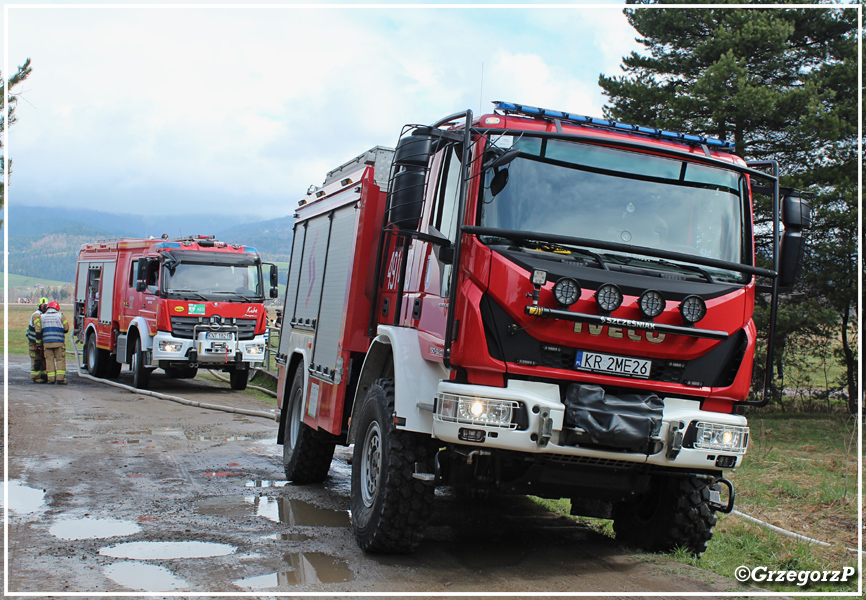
[311,202,362,376]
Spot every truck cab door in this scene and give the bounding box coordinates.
[412,144,463,358]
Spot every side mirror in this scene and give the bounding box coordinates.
[270,287,279,299]
[778,190,810,289]
[387,130,436,231]
[269,264,279,288]
[483,146,520,172]
[136,281,146,293]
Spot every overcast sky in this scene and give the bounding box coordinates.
[5,1,639,224]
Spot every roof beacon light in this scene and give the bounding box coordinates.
[493,101,735,150]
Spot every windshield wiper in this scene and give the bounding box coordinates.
[602,254,715,283]
[487,236,607,269]
[210,290,260,302]
[167,289,208,301]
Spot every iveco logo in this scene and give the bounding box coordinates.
[575,322,666,344]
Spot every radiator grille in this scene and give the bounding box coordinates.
[170,316,257,340]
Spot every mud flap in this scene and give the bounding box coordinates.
[564,384,663,452]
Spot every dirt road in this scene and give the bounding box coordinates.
[4,353,747,597]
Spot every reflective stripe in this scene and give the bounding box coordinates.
[40,310,68,345]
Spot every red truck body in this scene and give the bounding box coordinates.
[275,104,808,554]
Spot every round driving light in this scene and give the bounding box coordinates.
[680,295,707,324]
[721,430,734,445]
[638,290,665,319]
[595,283,623,313]
[470,399,485,417]
[553,278,581,306]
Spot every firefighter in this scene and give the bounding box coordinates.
[26,297,49,383]
[36,301,70,385]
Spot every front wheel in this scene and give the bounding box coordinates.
[350,378,434,553]
[282,364,335,483]
[612,475,718,556]
[131,338,151,390]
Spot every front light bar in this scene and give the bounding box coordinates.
[435,393,519,429]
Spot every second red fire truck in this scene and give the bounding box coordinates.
[74,235,279,390]
[275,102,808,555]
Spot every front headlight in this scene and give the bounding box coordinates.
[693,422,749,453]
[436,393,518,429]
[246,344,265,355]
[159,341,183,353]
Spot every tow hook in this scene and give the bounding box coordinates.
[709,477,735,513]
[537,411,553,447]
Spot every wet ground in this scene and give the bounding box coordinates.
[4,354,749,597]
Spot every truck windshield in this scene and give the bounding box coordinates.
[163,262,263,301]
[478,137,749,283]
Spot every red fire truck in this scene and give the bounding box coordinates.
[74,235,279,390]
[275,102,808,555]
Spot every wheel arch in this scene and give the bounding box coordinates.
[347,325,448,444]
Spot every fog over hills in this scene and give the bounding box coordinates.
[7,205,294,284]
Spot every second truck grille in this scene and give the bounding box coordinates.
[170,316,257,340]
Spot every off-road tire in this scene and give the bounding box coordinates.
[612,475,717,556]
[351,378,434,554]
[282,364,336,483]
[230,369,248,391]
[131,338,151,390]
[84,333,107,378]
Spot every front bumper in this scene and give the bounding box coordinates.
[430,380,748,471]
[152,330,266,366]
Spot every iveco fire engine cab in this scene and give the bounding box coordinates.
[275,102,809,555]
[75,235,279,390]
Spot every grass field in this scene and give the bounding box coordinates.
[6,273,72,288]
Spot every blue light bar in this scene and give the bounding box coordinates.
[492,101,735,150]
[242,246,260,254]
[153,242,182,251]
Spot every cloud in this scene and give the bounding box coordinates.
[6,5,640,220]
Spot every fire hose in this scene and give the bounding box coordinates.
[70,339,278,422]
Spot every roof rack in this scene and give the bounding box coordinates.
[492,101,735,150]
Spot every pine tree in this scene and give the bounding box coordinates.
[1,58,33,221]
[599,1,858,410]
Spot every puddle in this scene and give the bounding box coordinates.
[245,480,289,488]
[50,517,142,540]
[195,496,350,527]
[2,481,47,515]
[99,541,235,560]
[151,428,250,442]
[233,552,353,588]
[264,532,311,542]
[104,561,189,591]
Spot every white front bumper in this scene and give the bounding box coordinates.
[152,331,266,365]
[430,380,748,471]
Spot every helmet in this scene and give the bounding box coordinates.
[47,301,60,311]
[38,297,49,311]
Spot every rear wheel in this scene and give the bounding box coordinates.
[282,364,335,483]
[612,475,718,556]
[230,369,248,390]
[351,378,434,553]
[84,334,107,378]
[131,338,151,390]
